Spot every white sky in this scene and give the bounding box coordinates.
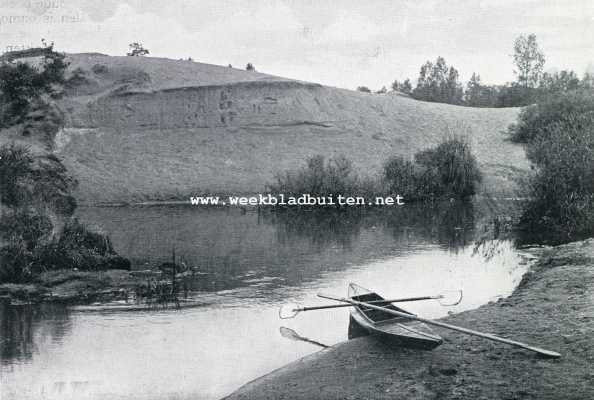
[0,0,593,89]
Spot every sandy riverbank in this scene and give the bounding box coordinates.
[225,239,594,400]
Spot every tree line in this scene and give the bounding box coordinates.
[362,34,593,108]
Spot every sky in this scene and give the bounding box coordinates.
[0,0,593,89]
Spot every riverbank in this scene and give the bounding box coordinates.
[225,238,594,400]
[0,269,184,305]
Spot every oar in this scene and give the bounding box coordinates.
[279,291,462,319]
[318,293,561,359]
[279,327,329,348]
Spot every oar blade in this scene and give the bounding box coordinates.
[279,327,329,348]
[437,290,463,306]
[279,326,302,341]
[279,303,300,319]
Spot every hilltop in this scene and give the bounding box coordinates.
[7,53,528,204]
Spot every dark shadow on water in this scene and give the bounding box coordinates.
[262,200,477,254]
[262,208,366,251]
[0,302,71,363]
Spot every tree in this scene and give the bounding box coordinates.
[400,79,412,94]
[391,80,400,92]
[412,57,463,104]
[376,86,387,94]
[246,63,255,71]
[391,79,412,94]
[582,73,594,90]
[513,34,545,89]
[127,42,149,56]
[464,73,483,106]
[356,86,371,93]
[445,65,463,104]
[538,70,580,94]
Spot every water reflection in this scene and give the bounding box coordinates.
[0,302,71,363]
[264,200,477,254]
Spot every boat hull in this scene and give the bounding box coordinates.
[348,283,443,350]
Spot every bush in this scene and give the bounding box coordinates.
[30,219,130,274]
[0,209,52,250]
[0,46,68,127]
[0,144,77,213]
[383,136,482,201]
[415,136,482,198]
[0,144,128,282]
[59,218,114,255]
[0,143,34,207]
[0,242,32,283]
[383,156,417,198]
[268,155,360,199]
[517,114,594,244]
[508,90,594,143]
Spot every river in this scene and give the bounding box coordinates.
[0,201,530,400]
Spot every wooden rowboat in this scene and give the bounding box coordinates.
[348,283,443,349]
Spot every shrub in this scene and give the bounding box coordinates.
[415,136,482,198]
[91,64,108,74]
[0,242,32,283]
[0,143,34,207]
[508,90,594,143]
[268,155,360,199]
[383,156,417,198]
[0,209,52,250]
[0,144,77,214]
[517,115,594,244]
[30,219,130,273]
[0,144,127,282]
[0,46,68,126]
[65,67,89,88]
[383,136,482,201]
[59,218,114,255]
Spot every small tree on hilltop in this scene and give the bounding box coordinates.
[356,86,371,93]
[127,42,149,56]
[513,34,545,89]
[246,63,255,71]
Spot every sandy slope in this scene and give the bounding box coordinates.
[14,54,528,203]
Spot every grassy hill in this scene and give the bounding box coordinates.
[10,53,528,204]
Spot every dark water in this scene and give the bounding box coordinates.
[0,201,531,400]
